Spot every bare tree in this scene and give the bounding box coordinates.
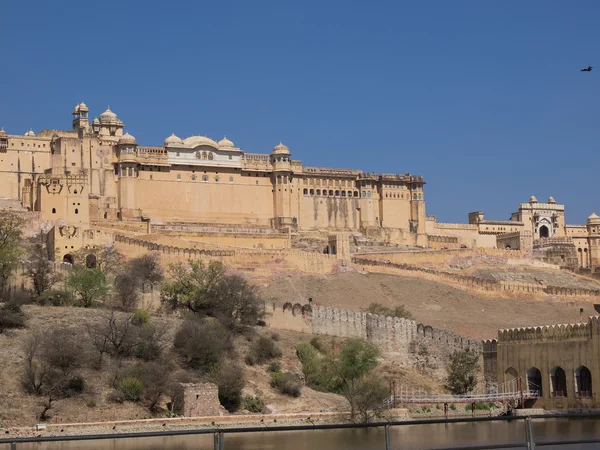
[22,328,87,420]
[25,232,61,296]
[113,273,140,311]
[0,212,25,297]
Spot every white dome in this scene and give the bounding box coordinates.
[528,195,538,203]
[0,128,6,137]
[24,129,36,137]
[78,102,89,113]
[183,135,219,149]
[588,212,600,221]
[218,136,234,148]
[164,133,184,147]
[118,132,137,146]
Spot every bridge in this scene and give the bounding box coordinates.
[385,377,539,407]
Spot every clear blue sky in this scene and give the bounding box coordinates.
[1,1,599,224]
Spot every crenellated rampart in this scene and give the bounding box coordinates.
[353,257,600,299]
[498,318,596,343]
[112,234,339,275]
[265,303,480,365]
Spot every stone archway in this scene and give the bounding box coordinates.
[63,254,74,265]
[539,225,549,238]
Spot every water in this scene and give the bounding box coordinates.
[3,418,600,450]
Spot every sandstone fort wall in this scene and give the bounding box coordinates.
[265,303,481,365]
[353,257,600,299]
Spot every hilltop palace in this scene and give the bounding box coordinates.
[0,102,598,270]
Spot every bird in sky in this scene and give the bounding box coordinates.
[581,66,593,72]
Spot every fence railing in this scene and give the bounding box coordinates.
[3,414,600,450]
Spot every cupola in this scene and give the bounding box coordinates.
[118,132,137,146]
[164,133,184,147]
[528,195,538,203]
[218,136,234,148]
[272,142,290,155]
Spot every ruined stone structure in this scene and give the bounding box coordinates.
[177,382,222,417]
[496,317,600,409]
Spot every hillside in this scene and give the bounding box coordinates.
[1,305,431,428]
[260,271,598,339]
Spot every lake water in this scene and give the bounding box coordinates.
[4,418,600,449]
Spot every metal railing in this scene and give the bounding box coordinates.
[2,414,600,449]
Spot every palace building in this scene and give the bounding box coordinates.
[0,103,428,259]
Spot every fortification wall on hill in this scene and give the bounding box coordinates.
[353,257,600,299]
[112,234,339,275]
[265,303,481,366]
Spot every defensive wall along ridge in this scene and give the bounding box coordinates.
[353,257,600,299]
[265,302,482,365]
[112,234,340,275]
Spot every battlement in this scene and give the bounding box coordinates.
[304,167,362,176]
[498,317,599,343]
[519,202,565,211]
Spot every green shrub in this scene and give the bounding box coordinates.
[267,362,281,373]
[249,336,282,365]
[295,342,338,392]
[214,362,245,412]
[362,302,413,320]
[309,337,324,353]
[68,376,86,394]
[0,302,26,332]
[450,403,456,411]
[242,395,267,413]
[36,289,73,307]
[244,354,256,366]
[86,398,97,408]
[132,309,150,326]
[118,377,144,402]
[270,372,301,397]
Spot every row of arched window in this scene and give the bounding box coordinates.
[506,365,592,398]
[303,189,359,198]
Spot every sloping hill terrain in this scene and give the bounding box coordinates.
[260,271,598,339]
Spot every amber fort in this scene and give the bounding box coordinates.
[1,101,600,273]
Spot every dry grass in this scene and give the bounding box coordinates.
[0,306,353,427]
[260,271,599,339]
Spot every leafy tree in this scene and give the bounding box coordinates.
[72,244,124,275]
[213,360,245,412]
[25,232,61,296]
[161,260,261,330]
[362,302,413,320]
[66,266,109,307]
[173,317,233,373]
[113,273,140,311]
[0,212,25,297]
[347,376,389,423]
[296,338,383,421]
[447,348,480,395]
[112,253,164,311]
[128,253,163,284]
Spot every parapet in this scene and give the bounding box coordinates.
[497,317,597,343]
